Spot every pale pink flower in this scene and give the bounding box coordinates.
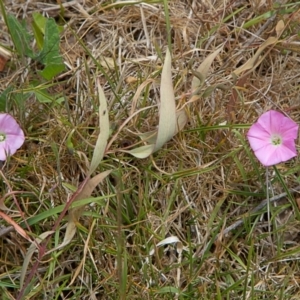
[247,110,298,166]
[0,113,25,160]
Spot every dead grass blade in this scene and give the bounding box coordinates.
[88,79,110,175]
[69,219,96,286]
[233,37,278,76]
[233,20,285,77]
[0,211,32,242]
[191,46,223,92]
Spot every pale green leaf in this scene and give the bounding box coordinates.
[125,144,155,158]
[70,170,112,221]
[127,49,178,158]
[154,48,177,152]
[46,170,112,254]
[89,80,110,175]
[20,231,54,288]
[175,108,188,134]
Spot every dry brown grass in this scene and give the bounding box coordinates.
[1,0,300,299]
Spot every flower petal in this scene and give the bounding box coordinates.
[0,113,25,160]
[253,144,296,166]
[247,110,298,166]
[0,113,23,135]
[255,110,297,135]
[247,123,271,151]
[0,147,7,160]
[5,133,25,151]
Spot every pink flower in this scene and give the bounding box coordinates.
[0,113,25,160]
[247,110,298,166]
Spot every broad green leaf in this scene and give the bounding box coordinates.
[34,90,53,103]
[32,12,64,52]
[32,12,46,50]
[89,80,110,175]
[6,14,34,58]
[12,91,31,108]
[32,12,48,35]
[39,63,65,81]
[39,18,62,65]
[38,18,65,80]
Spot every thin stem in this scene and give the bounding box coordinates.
[266,166,271,233]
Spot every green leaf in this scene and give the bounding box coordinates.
[66,129,75,154]
[39,18,62,65]
[39,63,65,80]
[32,12,64,50]
[33,90,53,103]
[6,14,34,58]
[13,91,31,109]
[38,18,65,80]
[32,12,47,50]
[156,286,181,294]
[0,86,13,111]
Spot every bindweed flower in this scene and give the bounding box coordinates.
[247,110,298,167]
[0,113,25,160]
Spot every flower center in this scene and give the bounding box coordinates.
[0,133,6,142]
[271,134,282,146]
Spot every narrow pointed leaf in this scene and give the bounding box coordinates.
[6,14,34,58]
[125,144,155,158]
[20,231,54,288]
[127,49,178,158]
[154,48,177,151]
[0,211,32,242]
[46,170,112,254]
[89,80,110,175]
[71,171,112,223]
[191,46,223,91]
[233,37,278,76]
